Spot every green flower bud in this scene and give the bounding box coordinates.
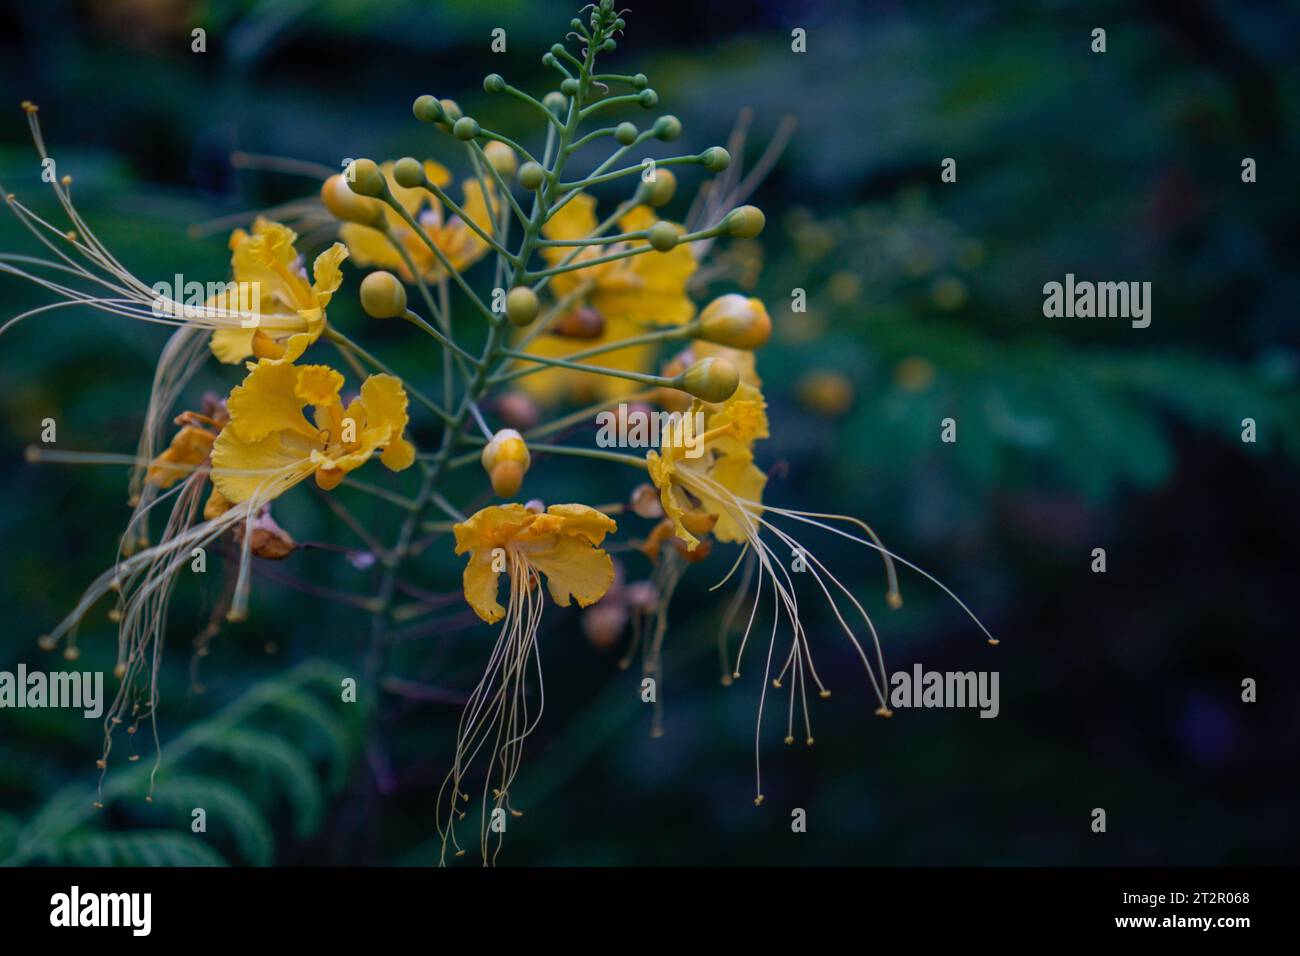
[560,78,580,96]
[724,205,766,239]
[360,271,407,319]
[678,356,741,403]
[603,38,617,52]
[483,73,506,94]
[701,147,731,172]
[346,158,388,198]
[697,294,772,350]
[543,91,567,114]
[636,167,677,207]
[321,174,384,226]
[440,99,463,121]
[647,221,678,252]
[615,122,638,145]
[484,141,517,178]
[632,73,648,90]
[453,116,480,141]
[518,161,545,190]
[653,115,682,141]
[506,286,540,327]
[550,43,565,56]
[542,53,557,68]
[637,89,659,108]
[392,157,425,189]
[412,94,441,123]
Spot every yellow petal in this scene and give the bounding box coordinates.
[357,373,410,440]
[226,360,318,442]
[522,534,615,609]
[210,429,317,504]
[380,435,416,472]
[209,326,257,365]
[311,242,349,305]
[339,222,406,275]
[462,546,506,623]
[294,364,345,408]
[700,454,766,544]
[541,192,597,242]
[545,503,616,545]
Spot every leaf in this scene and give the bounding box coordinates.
[197,728,324,838]
[263,688,355,793]
[146,775,275,866]
[52,831,228,867]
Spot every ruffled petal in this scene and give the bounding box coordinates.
[225,360,317,442]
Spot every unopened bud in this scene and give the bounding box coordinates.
[484,141,517,178]
[360,271,407,319]
[724,205,766,238]
[346,159,388,198]
[653,115,682,141]
[496,391,540,431]
[646,221,678,252]
[481,429,531,498]
[483,73,506,94]
[697,294,771,350]
[630,483,663,519]
[542,91,566,115]
[615,122,638,145]
[321,174,384,226]
[638,168,676,207]
[392,157,426,189]
[518,161,545,190]
[701,147,731,172]
[412,94,442,123]
[453,116,480,141]
[677,357,740,403]
[505,286,540,327]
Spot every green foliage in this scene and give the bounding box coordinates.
[1,660,360,867]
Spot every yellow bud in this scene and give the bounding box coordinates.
[646,221,678,252]
[677,356,740,403]
[724,205,765,238]
[481,429,531,498]
[321,174,384,226]
[359,271,407,319]
[484,141,517,178]
[346,158,388,198]
[641,168,676,207]
[505,286,540,327]
[697,294,771,350]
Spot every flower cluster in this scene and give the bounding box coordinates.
[2,0,991,863]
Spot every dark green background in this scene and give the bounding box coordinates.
[1,0,1297,865]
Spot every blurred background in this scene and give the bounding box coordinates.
[1,0,1297,866]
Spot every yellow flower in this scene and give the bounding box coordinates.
[517,196,697,403]
[647,384,769,550]
[209,219,348,365]
[453,502,617,624]
[210,359,415,505]
[146,424,215,489]
[441,501,617,862]
[338,160,495,283]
